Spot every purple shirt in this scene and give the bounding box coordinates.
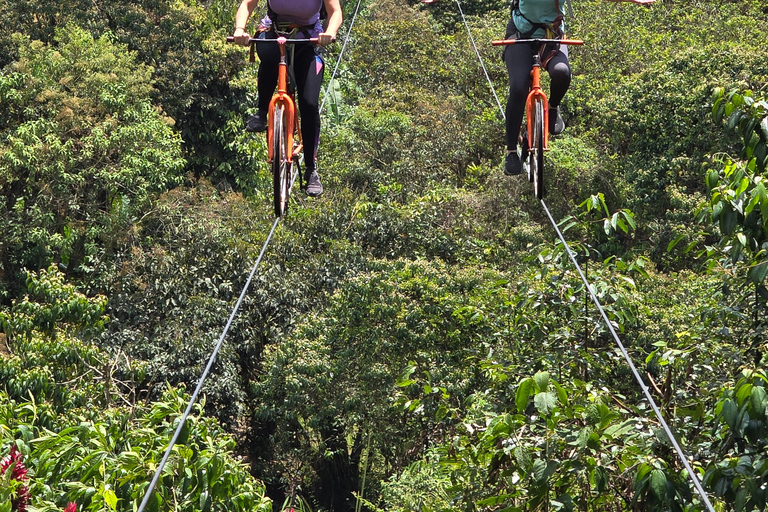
[268,0,323,26]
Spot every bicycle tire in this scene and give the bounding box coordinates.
[531,99,545,199]
[520,131,532,183]
[272,105,290,218]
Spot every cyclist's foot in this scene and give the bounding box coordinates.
[504,151,522,176]
[245,111,267,133]
[549,106,565,135]
[303,165,324,197]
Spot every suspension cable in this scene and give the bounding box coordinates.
[136,2,363,510]
[454,0,506,119]
[320,0,364,113]
[540,200,715,512]
[136,217,280,512]
[449,1,716,508]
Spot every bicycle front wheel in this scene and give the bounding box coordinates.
[272,105,290,218]
[531,99,545,199]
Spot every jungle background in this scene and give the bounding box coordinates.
[1,0,768,510]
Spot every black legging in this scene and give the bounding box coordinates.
[257,31,325,168]
[503,19,571,151]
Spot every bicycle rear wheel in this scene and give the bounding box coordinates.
[272,105,290,218]
[531,99,545,199]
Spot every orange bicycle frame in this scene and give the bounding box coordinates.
[267,37,296,162]
[267,37,302,163]
[526,59,549,150]
[492,37,584,150]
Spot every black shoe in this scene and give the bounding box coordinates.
[504,151,522,176]
[245,111,267,133]
[549,106,565,135]
[302,166,324,197]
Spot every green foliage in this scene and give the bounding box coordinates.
[569,0,768,269]
[0,265,106,339]
[706,88,768,296]
[0,24,183,295]
[704,369,768,511]
[2,1,768,512]
[1,386,271,512]
[0,0,255,184]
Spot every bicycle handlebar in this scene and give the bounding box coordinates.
[492,38,584,46]
[226,36,319,44]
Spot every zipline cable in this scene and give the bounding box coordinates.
[320,0,364,113]
[454,0,505,119]
[136,2,363,509]
[540,200,715,512]
[450,0,716,509]
[136,217,280,512]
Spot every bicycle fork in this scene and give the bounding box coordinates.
[267,41,296,163]
[526,54,550,151]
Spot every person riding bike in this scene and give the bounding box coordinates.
[233,0,342,197]
[503,0,655,176]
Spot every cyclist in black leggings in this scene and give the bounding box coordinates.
[233,0,342,197]
[503,0,655,177]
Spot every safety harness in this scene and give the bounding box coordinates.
[510,0,573,66]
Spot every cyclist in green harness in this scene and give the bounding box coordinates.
[503,0,655,176]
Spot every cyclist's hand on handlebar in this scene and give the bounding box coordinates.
[232,27,251,46]
[317,32,336,47]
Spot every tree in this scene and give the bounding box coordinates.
[0,25,183,298]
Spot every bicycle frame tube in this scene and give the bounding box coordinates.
[527,56,549,151]
[267,39,296,163]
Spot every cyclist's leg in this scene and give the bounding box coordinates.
[545,48,570,135]
[293,43,324,195]
[503,42,533,151]
[255,31,280,116]
[546,47,571,108]
[503,36,533,175]
[294,44,324,169]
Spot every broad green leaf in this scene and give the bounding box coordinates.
[104,489,118,510]
[667,234,685,252]
[516,378,533,413]
[604,419,636,438]
[736,382,753,406]
[755,140,767,172]
[593,466,608,493]
[534,391,557,415]
[476,494,515,507]
[533,371,549,392]
[721,399,738,429]
[714,476,729,497]
[747,261,768,285]
[650,469,666,500]
[722,206,738,235]
[735,487,747,512]
[750,386,766,417]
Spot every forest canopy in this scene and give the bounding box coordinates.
[1,0,767,511]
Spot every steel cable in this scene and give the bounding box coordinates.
[540,200,715,512]
[450,0,716,508]
[454,0,506,119]
[135,1,363,508]
[136,217,280,512]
